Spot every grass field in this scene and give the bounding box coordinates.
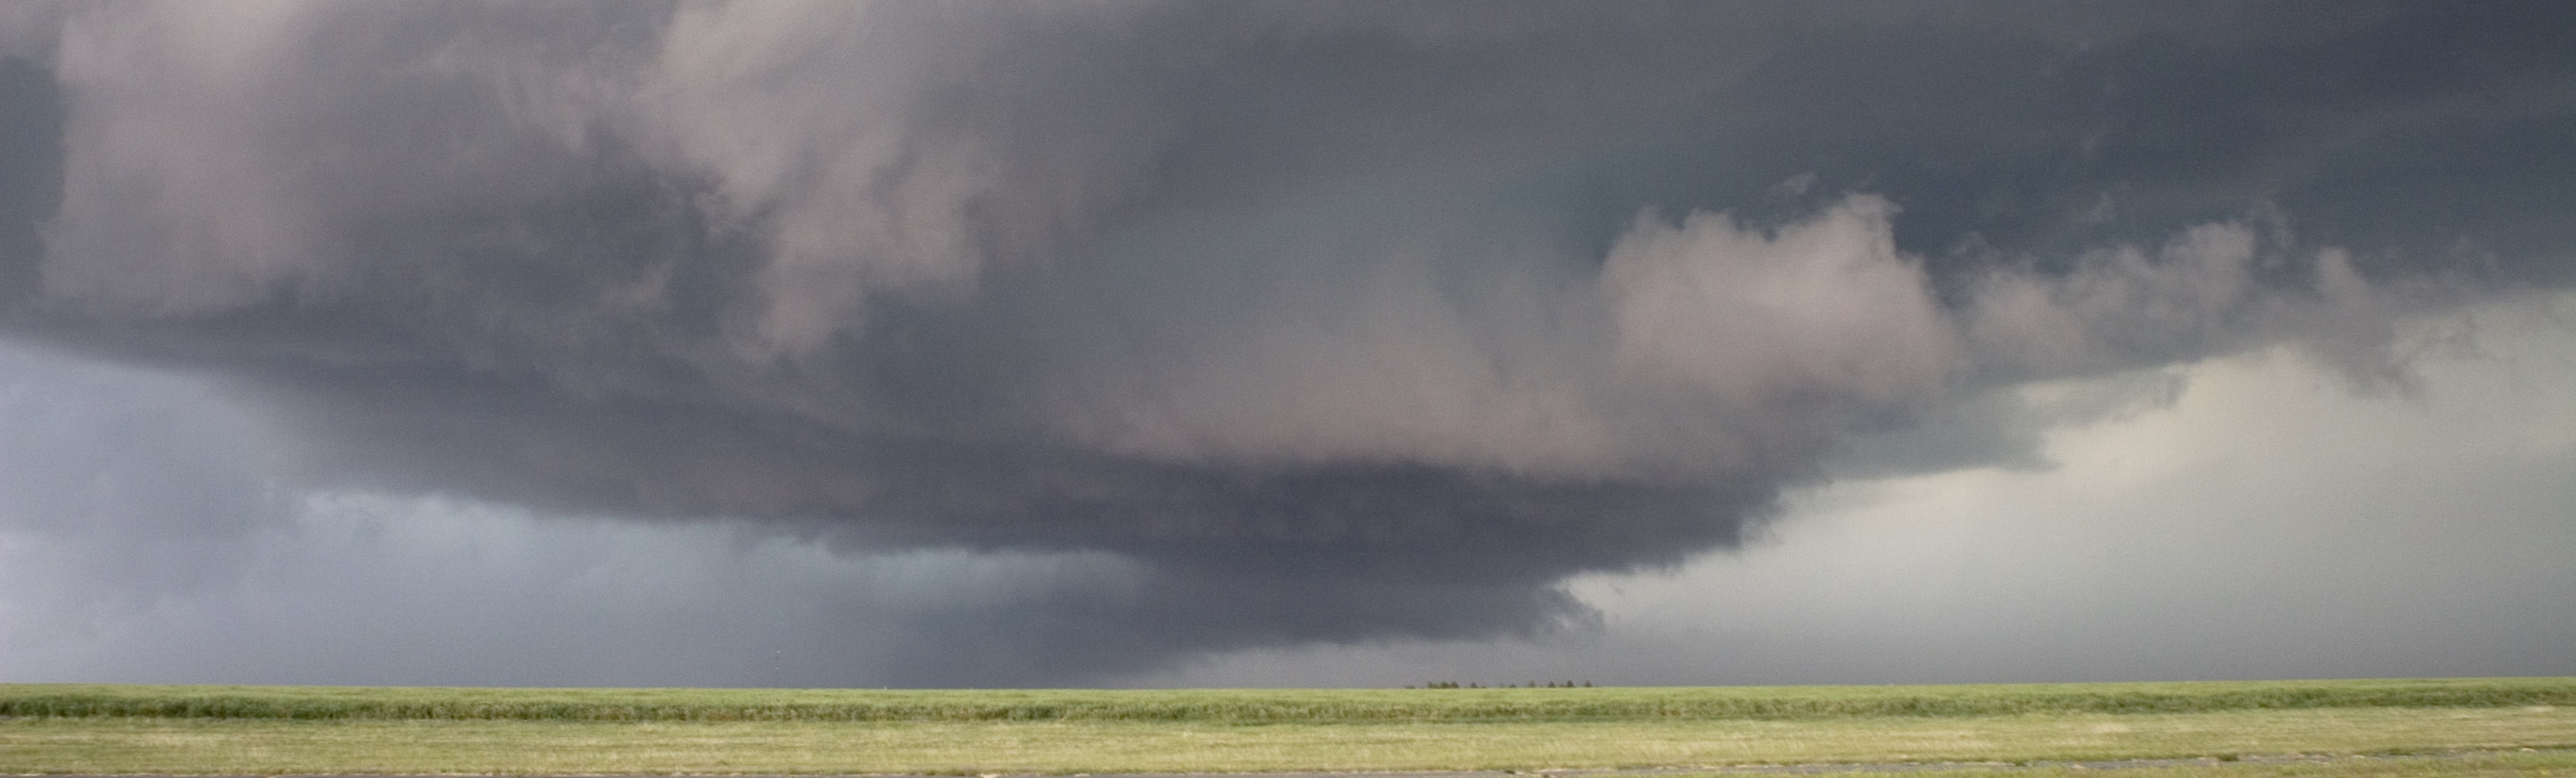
[2,678,2571,774]
[1771,754,2576,778]
[9,677,2572,722]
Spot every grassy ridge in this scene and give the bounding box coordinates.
[4,678,2571,723]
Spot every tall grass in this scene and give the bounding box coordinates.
[4,677,2570,723]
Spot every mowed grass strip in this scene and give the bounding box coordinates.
[5,678,2574,723]
[4,706,2572,774]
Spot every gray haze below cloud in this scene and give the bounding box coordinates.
[1133,299,2576,687]
[0,1,2570,684]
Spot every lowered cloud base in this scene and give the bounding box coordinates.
[4,294,2569,687]
[0,1,2569,685]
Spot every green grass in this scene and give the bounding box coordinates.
[1746,753,2576,778]
[5,677,2572,723]
[2,707,2572,774]
[1,679,2570,774]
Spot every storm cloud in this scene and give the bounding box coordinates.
[0,1,2569,684]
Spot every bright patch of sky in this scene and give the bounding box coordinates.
[1120,293,2576,687]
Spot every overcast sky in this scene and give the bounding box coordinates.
[0,1,2569,689]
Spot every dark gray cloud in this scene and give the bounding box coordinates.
[0,0,2569,683]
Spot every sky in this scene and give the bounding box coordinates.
[0,1,2570,689]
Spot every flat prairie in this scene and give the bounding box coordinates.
[1,678,2569,774]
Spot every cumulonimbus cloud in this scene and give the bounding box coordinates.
[0,0,2563,681]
